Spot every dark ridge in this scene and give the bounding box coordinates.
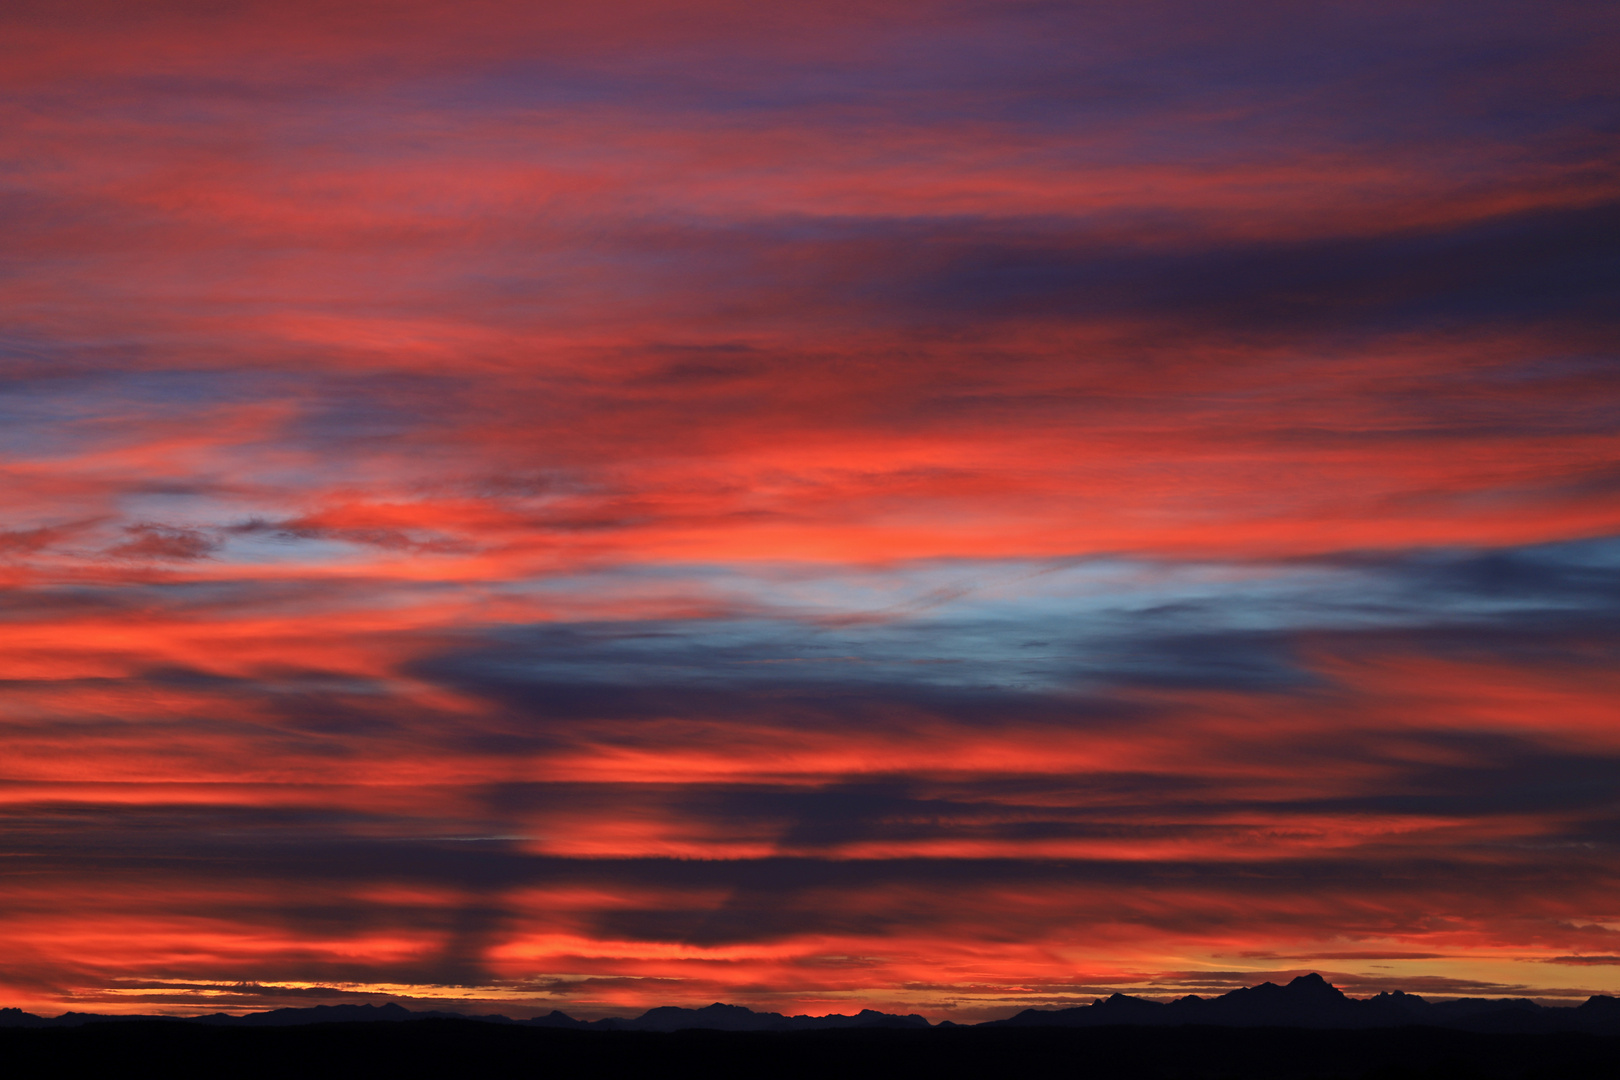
[596,1002,930,1032]
[0,1000,932,1033]
[3,975,1617,1035]
[987,974,1620,1034]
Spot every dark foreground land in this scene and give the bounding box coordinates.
[5,1021,1618,1079]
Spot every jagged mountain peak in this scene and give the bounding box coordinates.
[1283,973,1346,997]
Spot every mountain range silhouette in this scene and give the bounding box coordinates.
[4,974,1619,1034]
[986,974,1620,1033]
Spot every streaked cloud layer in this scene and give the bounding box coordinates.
[2,0,1618,1019]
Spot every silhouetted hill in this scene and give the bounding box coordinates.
[987,974,1620,1034]
[201,1003,491,1027]
[0,1000,930,1032]
[5,975,1618,1038]
[0,1002,488,1029]
[598,1002,929,1031]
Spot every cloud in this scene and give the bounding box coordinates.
[107,524,219,561]
[2,0,1619,1018]
[894,201,1620,334]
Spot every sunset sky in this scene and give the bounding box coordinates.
[3,0,1619,1021]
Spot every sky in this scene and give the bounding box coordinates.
[2,0,1619,1021]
